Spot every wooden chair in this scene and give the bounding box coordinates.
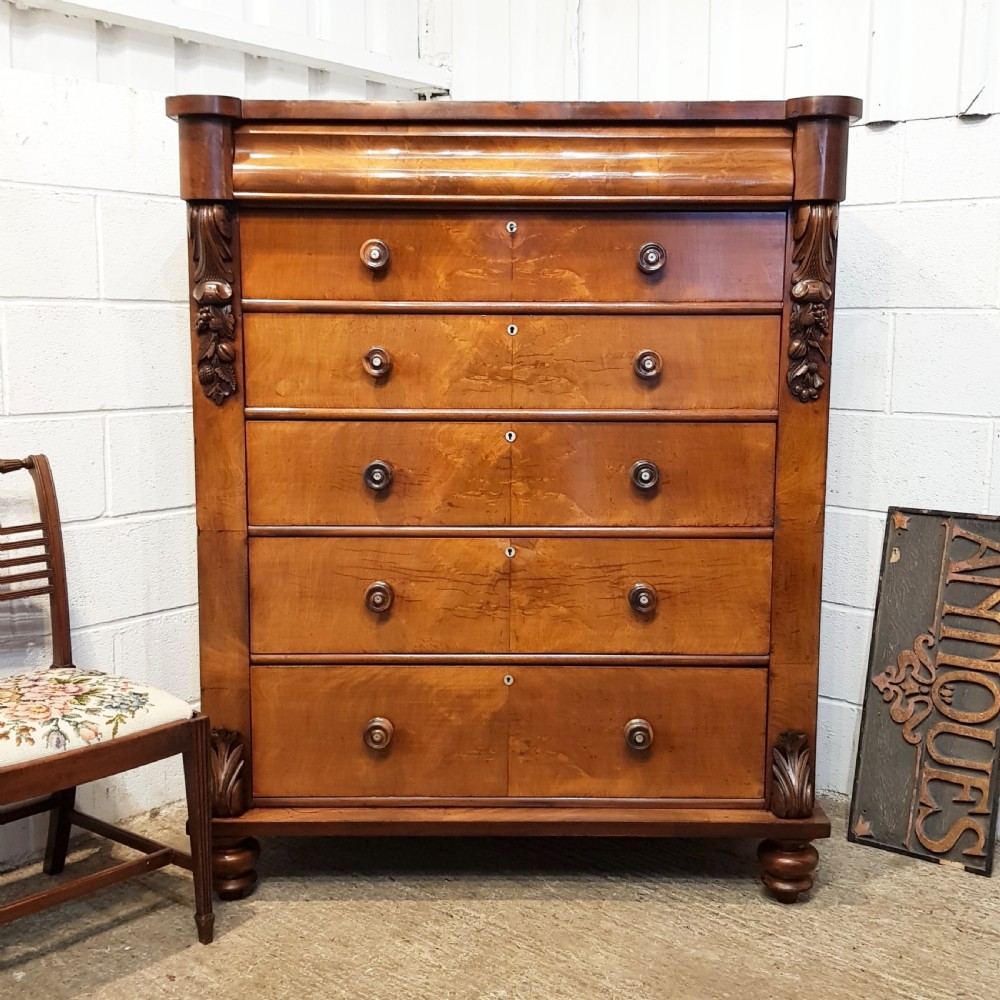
[0,455,213,944]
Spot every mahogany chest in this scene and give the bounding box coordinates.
[167,95,860,902]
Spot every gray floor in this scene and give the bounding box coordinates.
[1,798,997,1000]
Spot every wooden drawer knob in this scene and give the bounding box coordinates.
[624,718,654,751]
[364,581,394,613]
[360,238,390,271]
[628,582,657,614]
[630,460,659,491]
[362,346,393,380]
[633,349,663,380]
[637,242,667,274]
[363,717,394,750]
[363,460,393,492]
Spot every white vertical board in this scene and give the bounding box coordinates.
[175,0,245,16]
[418,0,452,70]
[509,0,572,100]
[9,7,98,79]
[174,40,246,96]
[707,0,788,99]
[308,67,368,99]
[960,0,1000,115]
[785,0,870,104]
[0,3,11,70]
[451,0,511,99]
[312,0,367,44]
[637,0,710,101]
[97,24,175,92]
[578,0,639,100]
[367,0,420,60]
[244,55,311,98]
[869,0,964,121]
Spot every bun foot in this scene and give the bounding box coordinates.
[757,839,819,903]
[213,836,261,900]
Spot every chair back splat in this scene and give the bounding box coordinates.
[0,455,73,668]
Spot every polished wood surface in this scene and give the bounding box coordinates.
[251,667,508,797]
[243,313,779,411]
[249,537,510,653]
[510,422,775,527]
[234,124,793,203]
[169,96,856,897]
[247,420,773,528]
[508,667,766,798]
[247,421,510,526]
[239,211,785,303]
[510,538,772,654]
[250,537,770,655]
[244,314,512,409]
[511,315,780,410]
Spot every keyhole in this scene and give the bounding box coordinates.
[506,221,518,234]
[507,324,518,336]
[505,430,516,443]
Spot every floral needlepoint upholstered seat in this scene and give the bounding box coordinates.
[0,455,213,944]
[0,668,194,767]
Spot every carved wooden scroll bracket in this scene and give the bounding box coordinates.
[189,204,237,406]
[210,728,248,817]
[787,203,838,403]
[770,730,815,819]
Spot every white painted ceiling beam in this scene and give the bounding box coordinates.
[12,0,451,91]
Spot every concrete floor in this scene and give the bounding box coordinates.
[1,798,997,1000]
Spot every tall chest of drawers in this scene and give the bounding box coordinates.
[168,95,860,902]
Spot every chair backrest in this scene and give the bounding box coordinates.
[0,455,73,668]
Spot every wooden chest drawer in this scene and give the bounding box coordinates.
[250,665,766,800]
[508,666,767,798]
[246,421,775,528]
[246,421,511,527]
[251,666,508,797]
[243,314,780,412]
[240,211,786,302]
[249,537,771,655]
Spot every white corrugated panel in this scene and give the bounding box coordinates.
[578,0,639,100]
[509,0,575,101]
[97,23,176,92]
[707,0,788,99]
[451,0,511,99]
[173,39,246,96]
[638,0,711,101]
[244,55,311,98]
[785,0,870,106]
[9,6,98,79]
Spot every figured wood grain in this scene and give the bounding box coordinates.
[243,314,513,409]
[239,211,785,303]
[511,315,779,410]
[511,213,785,303]
[511,538,771,655]
[213,804,832,839]
[243,314,780,412]
[233,124,793,203]
[249,537,510,654]
[247,421,511,526]
[250,667,508,797]
[507,667,766,798]
[511,422,775,527]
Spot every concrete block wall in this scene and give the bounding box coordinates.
[817,115,1000,793]
[2,1,1000,869]
[0,0,430,870]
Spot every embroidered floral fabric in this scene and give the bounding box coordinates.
[0,668,192,768]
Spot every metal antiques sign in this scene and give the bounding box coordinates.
[850,509,1000,874]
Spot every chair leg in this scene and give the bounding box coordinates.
[182,716,215,945]
[43,787,76,875]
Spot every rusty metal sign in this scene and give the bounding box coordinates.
[849,509,1000,875]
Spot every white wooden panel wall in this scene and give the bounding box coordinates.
[1,0,443,97]
[449,0,1000,120]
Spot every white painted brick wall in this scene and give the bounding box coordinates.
[3,1,1000,870]
[0,0,444,871]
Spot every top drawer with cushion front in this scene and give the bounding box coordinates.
[240,211,786,303]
